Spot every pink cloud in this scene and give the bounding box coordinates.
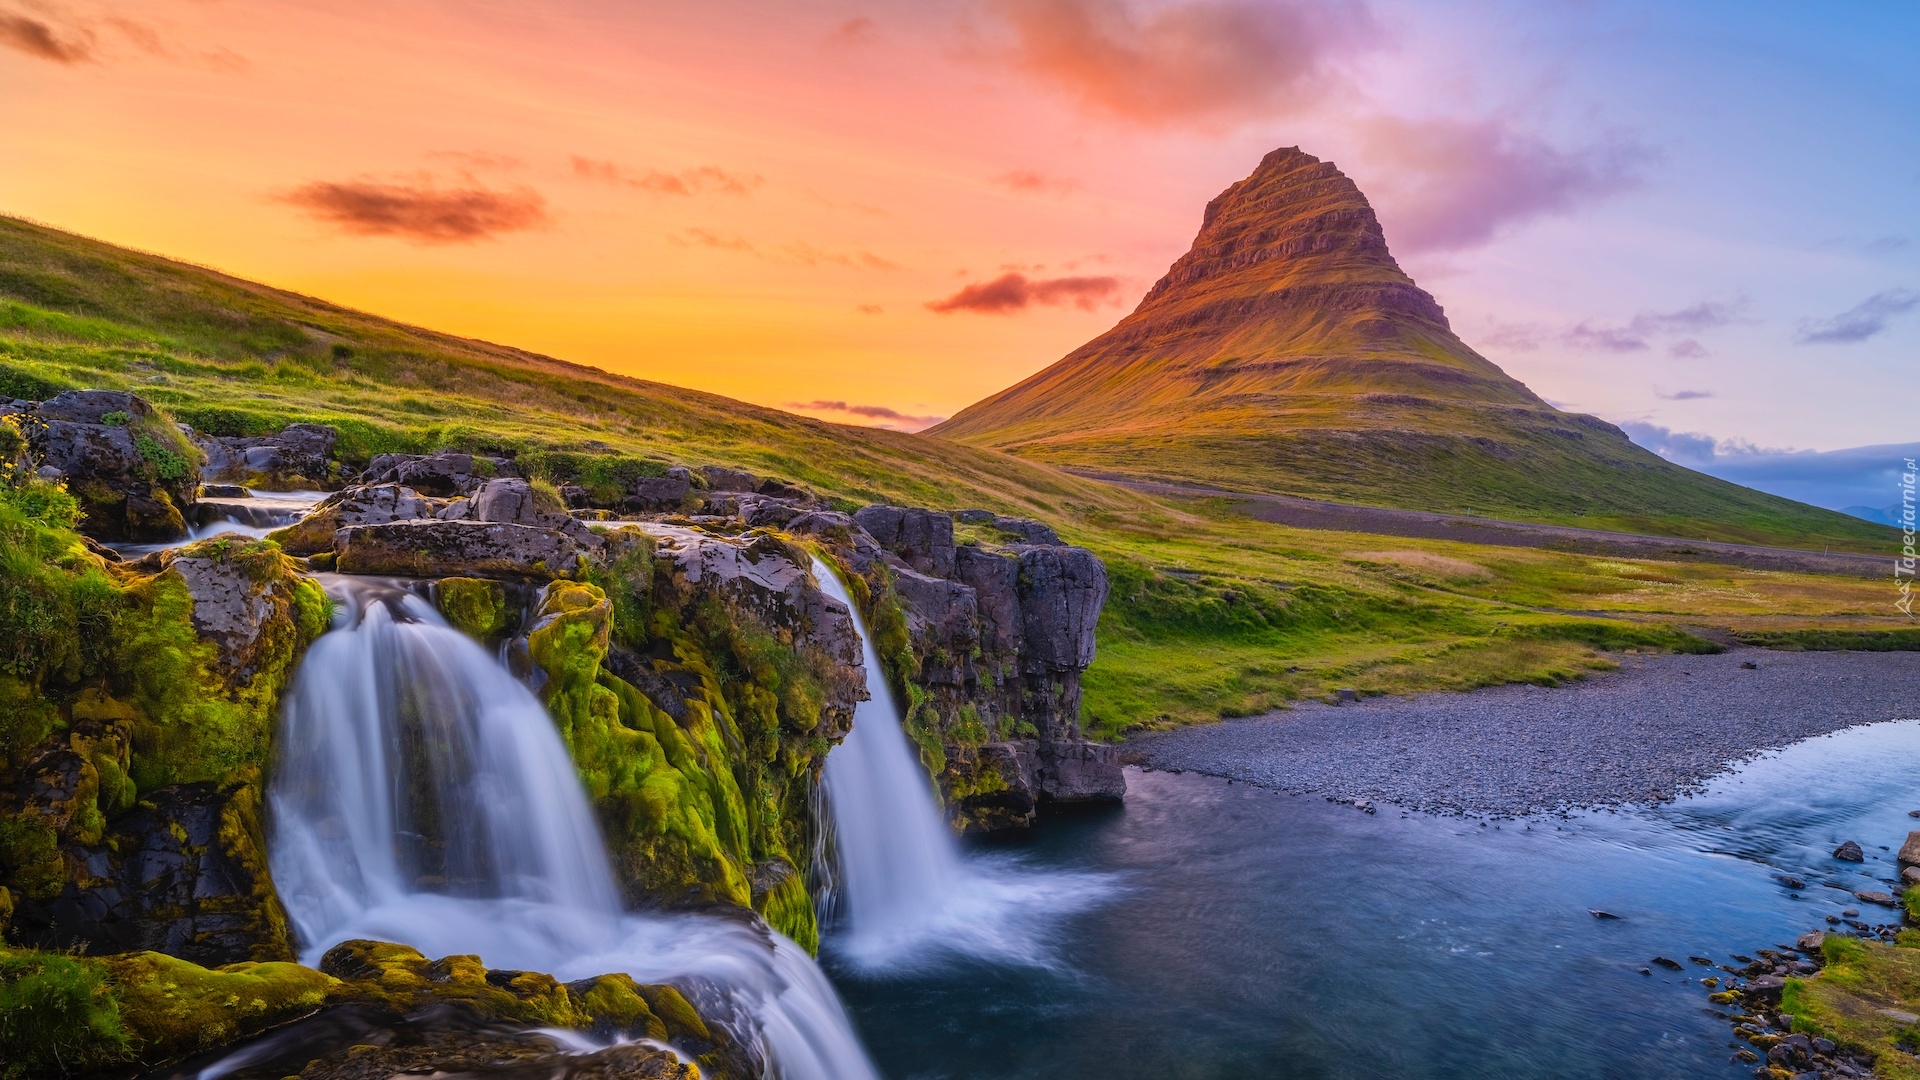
[572,157,762,196]
[986,0,1373,127]
[927,272,1122,314]
[0,11,94,63]
[1358,116,1646,252]
[280,181,550,243]
[787,400,947,431]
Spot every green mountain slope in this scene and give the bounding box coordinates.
[0,214,1134,520]
[931,148,1892,553]
[0,211,1902,737]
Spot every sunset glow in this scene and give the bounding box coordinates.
[2,0,1914,446]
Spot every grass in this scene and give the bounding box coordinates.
[1783,935,1920,1079]
[927,152,1896,554]
[0,212,1908,739]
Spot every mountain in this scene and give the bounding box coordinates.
[931,148,1890,551]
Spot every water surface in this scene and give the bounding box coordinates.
[834,721,1920,1079]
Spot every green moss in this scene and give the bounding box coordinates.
[530,581,752,909]
[104,950,334,1063]
[0,948,132,1080]
[755,867,819,956]
[435,577,509,642]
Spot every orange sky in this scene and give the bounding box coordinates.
[2,1,1914,446]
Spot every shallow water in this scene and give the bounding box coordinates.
[833,721,1920,1079]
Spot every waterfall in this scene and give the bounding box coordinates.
[268,578,879,1080]
[813,559,1116,974]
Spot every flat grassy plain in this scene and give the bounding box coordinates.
[2,214,1908,737]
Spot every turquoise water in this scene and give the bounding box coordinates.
[832,722,1920,1079]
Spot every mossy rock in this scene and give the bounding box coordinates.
[435,576,510,641]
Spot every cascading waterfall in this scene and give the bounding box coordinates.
[267,578,879,1080]
[813,559,1114,974]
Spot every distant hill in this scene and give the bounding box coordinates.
[0,214,1136,519]
[931,148,1891,552]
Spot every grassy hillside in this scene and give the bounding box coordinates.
[2,213,1905,736]
[932,149,1895,554]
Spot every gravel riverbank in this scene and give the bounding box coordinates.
[1133,649,1920,816]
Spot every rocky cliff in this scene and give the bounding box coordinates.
[1,392,1117,1073]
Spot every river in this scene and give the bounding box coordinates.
[833,721,1920,1078]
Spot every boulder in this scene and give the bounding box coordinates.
[622,467,695,513]
[1834,840,1865,862]
[1039,740,1127,803]
[334,520,585,580]
[700,465,760,492]
[439,477,603,551]
[1899,830,1920,866]
[270,483,444,555]
[168,547,300,685]
[20,389,200,542]
[196,423,338,489]
[991,516,1062,545]
[361,451,511,497]
[855,505,957,577]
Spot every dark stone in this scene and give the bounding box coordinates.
[334,520,585,580]
[8,781,289,965]
[196,423,338,489]
[1652,956,1684,970]
[622,467,693,512]
[855,505,957,577]
[362,451,511,497]
[1833,840,1865,862]
[201,483,250,498]
[1039,741,1126,803]
[700,465,760,492]
[991,516,1061,545]
[18,390,199,541]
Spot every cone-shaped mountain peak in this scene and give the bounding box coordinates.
[932,148,1805,533]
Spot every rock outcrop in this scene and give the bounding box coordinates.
[193,423,338,490]
[2,537,326,966]
[334,519,587,579]
[798,504,1122,831]
[7,390,201,541]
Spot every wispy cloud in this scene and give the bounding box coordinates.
[927,271,1122,313]
[787,399,947,431]
[280,181,550,243]
[1668,339,1709,359]
[829,16,877,45]
[983,0,1373,128]
[1360,116,1647,253]
[1656,388,1712,400]
[992,169,1078,195]
[572,156,762,196]
[670,229,900,270]
[0,10,93,63]
[1796,288,1920,345]
[1563,299,1743,352]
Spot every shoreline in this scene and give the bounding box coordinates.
[1132,649,1920,817]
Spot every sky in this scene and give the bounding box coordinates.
[0,0,1915,498]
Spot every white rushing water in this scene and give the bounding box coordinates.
[813,559,1115,974]
[268,579,879,1080]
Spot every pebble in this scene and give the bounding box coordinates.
[1133,652,1920,816]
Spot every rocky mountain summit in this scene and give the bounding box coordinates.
[931,147,1874,537]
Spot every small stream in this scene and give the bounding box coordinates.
[833,721,1920,1079]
